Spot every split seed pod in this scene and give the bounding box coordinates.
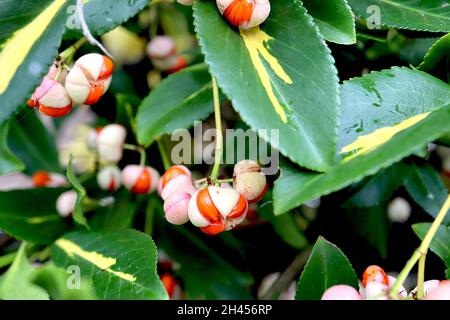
[65,53,114,105]
[188,186,248,235]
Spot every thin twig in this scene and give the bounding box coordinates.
[76,0,113,59]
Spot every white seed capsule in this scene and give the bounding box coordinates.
[233,160,267,203]
[364,281,389,300]
[387,197,411,223]
[56,190,77,218]
[97,124,127,162]
[97,165,122,192]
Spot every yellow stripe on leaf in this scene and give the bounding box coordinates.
[340,112,431,161]
[55,239,137,282]
[240,27,293,123]
[0,0,67,95]
[26,216,60,224]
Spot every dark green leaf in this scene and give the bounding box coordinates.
[0,188,69,244]
[349,0,450,32]
[345,206,390,258]
[344,162,408,208]
[194,0,340,172]
[274,68,450,215]
[90,189,138,231]
[0,120,25,175]
[258,193,308,249]
[296,237,358,300]
[0,0,71,124]
[52,229,168,300]
[419,33,450,72]
[303,0,356,44]
[405,163,450,225]
[64,0,149,39]
[137,64,214,146]
[9,111,61,175]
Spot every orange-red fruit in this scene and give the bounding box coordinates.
[32,171,67,188]
[160,273,177,298]
[362,265,389,287]
[32,171,51,187]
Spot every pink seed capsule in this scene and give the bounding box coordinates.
[146,36,177,60]
[163,190,191,225]
[56,190,77,218]
[321,285,362,300]
[424,281,450,300]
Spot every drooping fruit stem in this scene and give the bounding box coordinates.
[124,144,147,167]
[54,37,87,81]
[59,37,87,63]
[157,138,171,171]
[210,76,223,182]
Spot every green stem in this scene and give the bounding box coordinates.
[124,144,147,166]
[144,199,156,236]
[59,37,87,62]
[54,65,63,82]
[417,254,427,299]
[157,138,171,171]
[0,252,17,269]
[210,77,223,182]
[216,178,233,184]
[78,172,95,183]
[391,194,450,299]
[149,0,172,6]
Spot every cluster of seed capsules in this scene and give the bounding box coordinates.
[321,265,450,300]
[35,122,267,235]
[160,160,267,235]
[27,53,114,118]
